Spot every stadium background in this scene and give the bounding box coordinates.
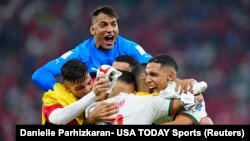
[0,0,250,140]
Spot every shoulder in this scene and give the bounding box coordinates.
[74,37,94,50]
[116,35,138,46]
[70,37,93,58]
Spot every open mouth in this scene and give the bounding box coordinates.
[149,88,154,94]
[148,86,156,94]
[104,35,114,46]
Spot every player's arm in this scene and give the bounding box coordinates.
[48,75,110,125]
[32,49,81,91]
[161,114,195,125]
[162,112,213,125]
[152,97,184,120]
[47,91,97,125]
[85,73,119,124]
[162,98,207,125]
[199,116,213,125]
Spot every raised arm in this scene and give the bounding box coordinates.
[47,73,111,125]
[32,48,82,91]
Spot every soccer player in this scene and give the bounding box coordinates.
[85,69,201,125]
[145,54,213,125]
[32,6,152,91]
[131,63,155,95]
[114,56,197,95]
[112,55,139,72]
[132,63,210,124]
[42,59,117,125]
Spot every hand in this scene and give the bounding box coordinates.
[92,73,110,97]
[175,79,195,94]
[86,102,118,124]
[194,94,204,104]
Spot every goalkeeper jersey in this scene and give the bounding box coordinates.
[32,35,152,91]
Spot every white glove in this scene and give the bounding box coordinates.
[97,65,122,94]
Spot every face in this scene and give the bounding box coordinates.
[90,13,119,50]
[65,73,93,99]
[112,61,131,72]
[145,62,175,93]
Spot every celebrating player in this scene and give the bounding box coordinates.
[42,59,117,125]
[145,54,213,125]
[32,6,152,91]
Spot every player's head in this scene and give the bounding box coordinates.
[132,63,150,93]
[61,59,93,99]
[112,55,139,72]
[90,6,119,50]
[108,70,135,98]
[145,54,178,93]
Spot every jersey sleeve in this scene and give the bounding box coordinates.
[43,104,78,125]
[31,43,86,91]
[177,101,207,125]
[149,96,174,122]
[43,104,62,124]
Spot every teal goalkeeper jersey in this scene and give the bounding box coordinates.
[32,35,152,91]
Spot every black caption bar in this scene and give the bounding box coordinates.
[16,125,249,139]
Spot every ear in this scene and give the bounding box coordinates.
[90,25,95,35]
[167,71,176,81]
[63,84,71,93]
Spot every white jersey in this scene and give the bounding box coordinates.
[178,101,207,124]
[86,92,173,125]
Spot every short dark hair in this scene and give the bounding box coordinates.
[149,55,178,72]
[61,59,88,83]
[132,63,147,77]
[131,63,147,91]
[91,6,119,20]
[117,70,135,87]
[115,55,139,70]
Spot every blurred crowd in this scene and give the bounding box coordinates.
[0,0,250,140]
